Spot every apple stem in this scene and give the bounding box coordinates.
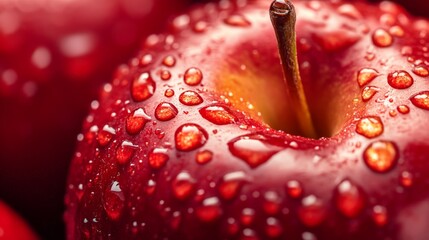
[269,0,317,138]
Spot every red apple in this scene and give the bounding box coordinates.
[369,0,429,18]
[0,200,39,240]
[65,0,429,239]
[0,0,190,238]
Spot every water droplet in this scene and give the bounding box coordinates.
[389,110,397,117]
[372,29,393,47]
[397,105,410,114]
[335,179,365,218]
[97,125,116,146]
[103,181,125,220]
[363,140,398,173]
[298,195,326,227]
[162,55,176,67]
[410,91,429,110]
[218,171,247,200]
[224,14,251,27]
[228,134,283,168]
[179,90,203,106]
[196,150,213,164]
[265,217,283,238]
[226,218,239,236]
[387,70,413,89]
[361,86,380,102]
[389,25,404,37]
[160,70,172,80]
[126,108,151,135]
[175,123,208,151]
[372,205,388,226]
[356,116,384,138]
[140,54,153,66]
[196,197,222,222]
[263,191,281,215]
[357,68,379,87]
[338,4,362,19]
[241,208,255,225]
[400,171,413,187]
[199,105,236,125]
[193,21,208,33]
[286,180,303,198]
[165,88,175,97]
[183,67,203,86]
[114,141,138,165]
[148,148,169,170]
[172,171,195,200]
[131,72,156,102]
[146,179,156,195]
[155,102,178,121]
[412,65,429,77]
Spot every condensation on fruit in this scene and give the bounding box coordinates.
[196,197,222,222]
[195,150,213,164]
[399,171,413,187]
[356,116,384,138]
[155,102,178,121]
[363,140,398,173]
[372,29,393,47]
[97,124,116,146]
[116,140,139,165]
[410,91,429,110]
[175,123,208,151]
[372,205,388,226]
[298,195,326,227]
[126,108,151,135]
[131,72,156,102]
[218,171,247,200]
[172,171,196,200]
[286,180,303,198]
[184,67,203,86]
[240,208,256,226]
[162,55,176,67]
[265,217,283,238]
[412,65,429,77]
[361,86,380,102]
[179,90,203,106]
[387,70,414,89]
[263,191,282,215]
[199,105,236,125]
[357,68,379,87]
[148,148,169,170]
[335,179,365,218]
[103,180,125,221]
[223,14,251,27]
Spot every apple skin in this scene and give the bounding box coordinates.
[0,0,190,238]
[0,201,39,240]
[65,0,429,239]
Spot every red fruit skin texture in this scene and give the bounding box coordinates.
[0,0,190,239]
[0,200,39,240]
[66,0,429,239]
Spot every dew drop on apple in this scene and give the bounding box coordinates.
[241,208,255,225]
[184,67,203,86]
[412,65,429,77]
[131,72,156,102]
[397,105,410,114]
[116,140,139,165]
[199,105,236,125]
[337,4,362,19]
[410,91,429,110]
[179,90,203,106]
[363,140,398,173]
[126,108,151,135]
[97,124,116,146]
[372,205,388,226]
[356,116,383,138]
[155,102,178,121]
[287,180,303,198]
[263,191,281,215]
[103,181,125,221]
[172,171,196,200]
[361,86,380,102]
[165,88,174,97]
[175,123,208,151]
[145,179,156,195]
[196,197,222,222]
[372,29,393,47]
[400,171,413,187]
[265,217,282,238]
[160,70,171,80]
[218,171,247,200]
[148,148,169,170]
[223,14,251,27]
[357,68,379,87]
[162,55,176,67]
[335,179,365,218]
[240,228,258,240]
[387,70,414,89]
[298,195,326,227]
[226,218,239,236]
[140,54,153,66]
[196,150,213,164]
[389,25,405,37]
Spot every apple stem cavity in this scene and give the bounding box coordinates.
[270,0,318,138]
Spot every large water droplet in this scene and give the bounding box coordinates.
[103,181,125,221]
[175,123,208,151]
[184,67,203,86]
[218,171,247,200]
[410,91,429,110]
[335,179,365,218]
[155,102,178,121]
[148,148,169,170]
[228,134,283,168]
[97,125,116,146]
[116,141,139,164]
[224,15,251,27]
[172,171,195,200]
[387,70,413,89]
[199,105,236,125]
[196,150,213,164]
[372,29,393,47]
[412,65,429,77]
[298,195,326,227]
[356,116,384,138]
[126,108,151,135]
[162,55,176,67]
[179,90,203,106]
[361,86,380,102]
[357,68,379,87]
[131,72,156,102]
[363,140,398,173]
[372,205,388,226]
[196,197,222,222]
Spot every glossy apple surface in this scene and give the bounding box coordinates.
[65,0,429,239]
[0,0,189,238]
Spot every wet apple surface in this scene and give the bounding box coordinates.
[65,0,429,239]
